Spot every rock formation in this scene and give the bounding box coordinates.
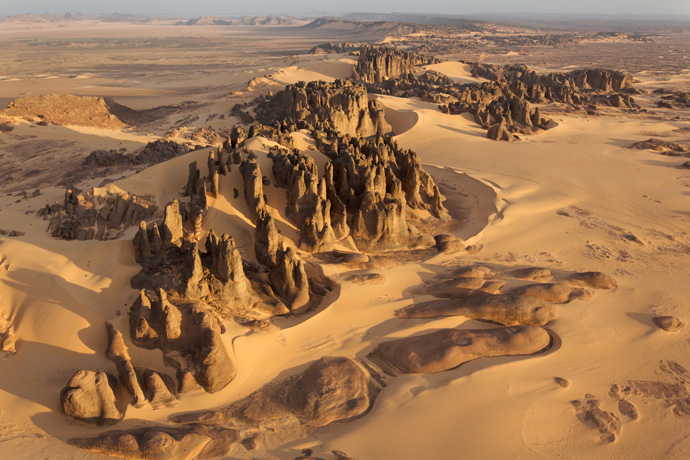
[129,291,236,393]
[143,370,178,409]
[171,356,372,430]
[255,80,391,137]
[355,45,438,83]
[653,315,682,332]
[369,325,551,374]
[44,189,159,241]
[269,247,310,314]
[396,294,557,326]
[239,158,267,220]
[487,119,516,141]
[106,322,147,408]
[254,207,280,267]
[69,425,238,460]
[566,271,617,289]
[60,370,125,425]
[509,283,592,303]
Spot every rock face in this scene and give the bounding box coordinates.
[369,325,551,374]
[355,45,438,83]
[106,322,147,408]
[396,294,557,326]
[239,158,267,220]
[471,63,635,93]
[61,370,125,425]
[129,292,236,394]
[132,228,260,317]
[44,189,159,241]
[255,80,391,137]
[254,208,280,267]
[69,425,238,460]
[143,370,178,410]
[269,248,310,314]
[171,356,372,430]
[487,119,516,141]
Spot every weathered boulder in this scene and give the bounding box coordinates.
[369,325,550,374]
[60,370,125,425]
[396,294,557,326]
[171,356,372,430]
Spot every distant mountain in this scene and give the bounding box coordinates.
[0,13,68,23]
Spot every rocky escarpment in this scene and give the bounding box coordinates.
[469,63,635,94]
[41,188,160,241]
[255,79,391,138]
[355,44,439,83]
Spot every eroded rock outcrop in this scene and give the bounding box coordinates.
[355,45,438,84]
[171,356,372,430]
[44,189,159,241]
[254,207,280,267]
[239,158,267,220]
[396,294,557,326]
[69,425,238,460]
[106,322,147,408]
[255,80,391,137]
[129,291,235,394]
[369,325,550,375]
[61,370,125,425]
[269,248,310,314]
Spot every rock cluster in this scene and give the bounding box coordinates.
[469,63,635,94]
[355,44,438,83]
[83,140,193,168]
[268,133,447,252]
[129,291,236,394]
[356,46,640,141]
[69,425,238,460]
[43,188,159,241]
[255,80,391,137]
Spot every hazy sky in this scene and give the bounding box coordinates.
[2,0,690,16]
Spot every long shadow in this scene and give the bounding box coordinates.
[0,340,110,410]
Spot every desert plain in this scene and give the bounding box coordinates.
[0,12,690,460]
